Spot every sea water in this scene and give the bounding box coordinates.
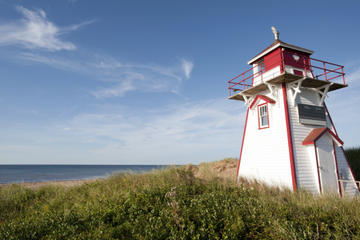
[0,165,167,184]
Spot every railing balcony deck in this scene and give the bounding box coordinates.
[227,52,346,98]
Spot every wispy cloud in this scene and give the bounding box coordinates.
[19,52,87,71]
[18,52,194,97]
[346,66,360,85]
[91,72,138,98]
[181,59,194,79]
[53,98,244,164]
[0,6,94,51]
[4,5,192,97]
[92,57,192,97]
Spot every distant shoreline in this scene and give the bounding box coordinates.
[0,160,237,189]
[0,178,100,189]
[0,165,169,186]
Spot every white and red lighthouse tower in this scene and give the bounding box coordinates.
[228,28,359,197]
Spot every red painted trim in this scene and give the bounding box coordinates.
[249,95,276,109]
[324,103,338,136]
[236,107,250,179]
[282,83,297,191]
[314,143,322,193]
[332,141,342,197]
[302,128,327,145]
[328,129,344,145]
[266,104,270,129]
[257,104,261,129]
[257,102,270,130]
[302,128,343,146]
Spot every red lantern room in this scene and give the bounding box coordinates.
[228,28,346,103]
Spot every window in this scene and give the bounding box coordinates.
[259,60,265,72]
[253,59,265,75]
[257,60,265,74]
[258,104,269,129]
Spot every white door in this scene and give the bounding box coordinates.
[316,135,339,194]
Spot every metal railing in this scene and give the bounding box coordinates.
[308,58,345,83]
[227,51,284,96]
[227,51,346,97]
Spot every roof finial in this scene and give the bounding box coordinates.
[271,26,279,40]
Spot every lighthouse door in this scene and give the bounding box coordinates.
[316,135,339,194]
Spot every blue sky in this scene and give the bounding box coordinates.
[0,0,359,164]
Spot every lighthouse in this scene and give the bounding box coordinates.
[228,27,359,197]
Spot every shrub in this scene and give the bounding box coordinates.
[1,160,360,239]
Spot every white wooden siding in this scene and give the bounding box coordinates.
[335,146,359,197]
[303,145,321,194]
[287,88,323,194]
[238,84,358,196]
[253,66,281,86]
[316,134,339,194]
[238,87,293,189]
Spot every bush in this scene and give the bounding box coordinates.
[1,163,360,239]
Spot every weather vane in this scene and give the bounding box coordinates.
[271,26,279,40]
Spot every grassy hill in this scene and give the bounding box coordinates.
[0,148,359,239]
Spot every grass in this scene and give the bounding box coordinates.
[0,148,359,239]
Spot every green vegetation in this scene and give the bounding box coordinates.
[345,146,360,181]
[0,152,360,239]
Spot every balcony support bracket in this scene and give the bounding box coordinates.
[288,77,306,106]
[241,93,254,107]
[265,82,278,99]
[312,83,333,105]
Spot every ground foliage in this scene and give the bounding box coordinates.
[345,146,360,181]
[0,149,360,239]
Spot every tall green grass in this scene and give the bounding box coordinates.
[1,163,360,240]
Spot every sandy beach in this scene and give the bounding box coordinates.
[1,159,238,190]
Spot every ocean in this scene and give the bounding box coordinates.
[0,165,168,184]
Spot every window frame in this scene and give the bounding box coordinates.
[257,103,270,129]
[256,59,265,75]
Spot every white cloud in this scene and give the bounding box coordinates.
[181,59,194,79]
[345,66,360,85]
[92,75,137,98]
[0,6,93,51]
[0,98,243,164]
[92,58,189,97]
[53,98,245,164]
[19,52,87,71]
[93,57,184,82]
[18,52,194,97]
